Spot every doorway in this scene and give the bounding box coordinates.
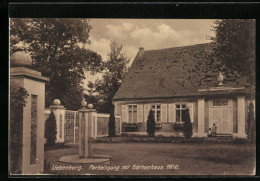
[209,99,232,134]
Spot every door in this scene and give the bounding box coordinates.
[211,108,220,131]
[219,108,230,134]
[210,104,231,134]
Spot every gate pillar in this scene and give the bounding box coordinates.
[10,52,49,174]
[78,101,96,158]
[50,99,65,143]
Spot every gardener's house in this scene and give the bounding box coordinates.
[112,43,254,138]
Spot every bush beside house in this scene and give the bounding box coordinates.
[247,102,255,143]
[183,108,193,138]
[108,106,116,137]
[147,109,156,137]
[45,112,57,145]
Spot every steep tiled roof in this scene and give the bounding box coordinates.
[113,43,249,100]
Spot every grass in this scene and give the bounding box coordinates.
[44,142,255,175]
[44,143,71,151]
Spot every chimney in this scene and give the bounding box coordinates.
[138,47,144,58]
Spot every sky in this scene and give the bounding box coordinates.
[82,19,216,86]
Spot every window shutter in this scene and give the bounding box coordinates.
[122,105,128,122]
[137,105,143,122]
[144,104,150,122]
[168,104,176,122]
[161,104,167,122]
[186,103,193,123]
[114,103,118,115]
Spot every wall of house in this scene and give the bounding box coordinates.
[122,122,189,134]
[115,95,252,137]
[115,98,197,136]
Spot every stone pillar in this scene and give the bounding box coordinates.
[196,98,207,137]
[10,52,49,174]
[236,96,247,138]
[50,99,65,143]
[78,103,96,158]
[91,112,97,139]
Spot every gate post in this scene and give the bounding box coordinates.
[78,101,96,158]
[10,52,49,174]
[59,100,110,163]
[49,99,65,143]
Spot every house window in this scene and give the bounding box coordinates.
[213,99,228,106]
[151,105,161,122]
[176,104,186,122]
[128,105,137,122]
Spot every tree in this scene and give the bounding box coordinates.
[10,18,103,110]
[85,40,130,113]
[183,108,192,138]
[247,102,255,144]
[45,112,57,145]
[147,109,156,137]
[10,82,29,174]
[84,81,100,110]
[210,19,255,87]
[108,106,116,137]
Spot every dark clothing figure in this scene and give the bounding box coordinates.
[212,124,217,137]
[208,128,212,137]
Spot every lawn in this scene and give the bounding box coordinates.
[44,142,255,175]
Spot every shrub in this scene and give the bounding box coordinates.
[247,101,255,143]
[108,106,116,137]
[10,83,29,174]
[146,109,155,137]
[183,108,193,138]
[45,111,57,145]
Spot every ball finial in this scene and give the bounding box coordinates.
[53,99,61,105]
[88,104,93,109]
[10,51,33,68]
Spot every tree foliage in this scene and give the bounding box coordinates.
[108,106,116,137]
[147,109,156,137]
[10,18,103,110]
[247,102,255,143]
[85,41,130,113]
[210,19,255,86]
[183,108,192,138]
[45,112,57,145]
[10,82,29,174]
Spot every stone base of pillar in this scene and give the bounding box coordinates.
[232,133,247,139]
[192,133,207,137]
